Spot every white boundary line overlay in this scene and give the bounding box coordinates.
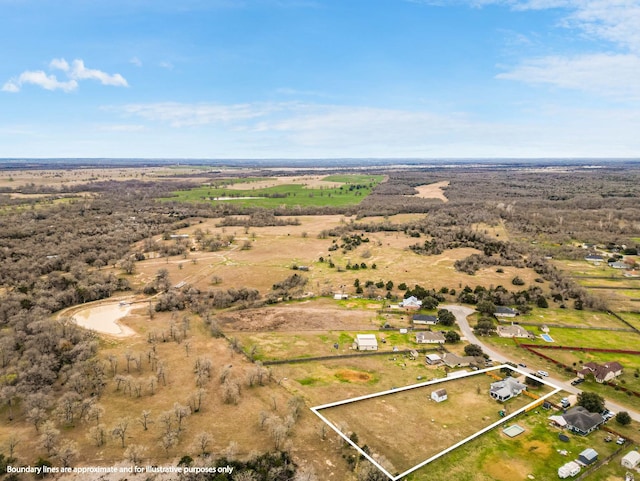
[311,364,562,480]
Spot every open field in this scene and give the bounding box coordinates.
[164,174,384,209]
[317,369,555,476]
[517,308,629,330]
[125,215,549,304]
[410,180,449,202]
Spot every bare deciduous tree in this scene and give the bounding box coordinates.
[38,421,60,456]
[111,418,130,448]
[124,444,147,465]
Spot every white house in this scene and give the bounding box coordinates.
[489,377,527,402]
[431,389,447,403]
[558,461,581,479]
[354,334,378,351]
[621,450,640,469]
[415,331,445,344]
[399,296,422,309]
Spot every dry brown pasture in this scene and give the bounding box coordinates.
[128,214,547,300]
[410,180,450,202]
[317,371,544,475]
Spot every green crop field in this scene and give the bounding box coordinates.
[164,174,384,208]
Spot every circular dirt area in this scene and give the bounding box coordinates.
[335,369,373,383]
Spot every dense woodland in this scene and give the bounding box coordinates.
[0,162,639,479]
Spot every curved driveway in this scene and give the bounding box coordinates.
[442,304,640,423]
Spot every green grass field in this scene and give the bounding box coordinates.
[519,308,627,329]
[164,174,384,208]
[406,409,625,481]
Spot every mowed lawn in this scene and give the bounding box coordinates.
[406,409,624,481]
[318,371,552,476]
[518,308,628,329]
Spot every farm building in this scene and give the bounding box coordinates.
[578,448,598,466]
[584,254,604,263]
[489,377,527,402]
[621,451,640,469]
[354,334,378,351]
[431,389,447,403]
[562,406,605,436]
[412,314,438,325]
[493,306,519,317]
[577,362,623,383]
[415,331,445,344]
[497,324,534,339]
[426,353,442,365]
[333,293,348,300]
[558,461,581,479]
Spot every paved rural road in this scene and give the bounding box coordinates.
[443,304,640,423]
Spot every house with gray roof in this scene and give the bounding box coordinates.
[494,306,519,318]
[497,324,534,339]
[489,377,527,402]
[415,331,445,344]
[562,406,605,436]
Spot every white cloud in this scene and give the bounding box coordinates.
[2,71,78,93]
[497,53,640,99]
[98,124,146,132]
[130,56,142,67]
[159,61,174,69]
[68,60,128,87]
[116,101,278,127]
[49,58,70,71]
[2,58,128,93]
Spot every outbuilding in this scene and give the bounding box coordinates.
[621,450,640,469]
[578,448,598,466]
[354,334,378,351]
[431,389,447,403]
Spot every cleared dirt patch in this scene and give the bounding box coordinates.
[335,369,374,383]
[221,175,344,190]
[410,181,449,202]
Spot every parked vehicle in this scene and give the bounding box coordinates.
[571,378,585,386]
[537,370,549,377]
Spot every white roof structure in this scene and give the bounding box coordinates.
[558,461,581,479]
[621,450,640,469]
[426,354,442,362]
[549,415,567,427]
[355,334,378,349]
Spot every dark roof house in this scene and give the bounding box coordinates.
[562,406,605,436]
[494,306,519,317]
[578,362,623,383]
[412,314,438,325]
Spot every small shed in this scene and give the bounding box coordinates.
[431,389,447,403]
[426,353,442,365]
[558,461,581,479]
[578,448,598,466]
[621,450,640,469]
[355,334,378,351]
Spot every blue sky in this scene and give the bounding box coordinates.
[1,0,639,159]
